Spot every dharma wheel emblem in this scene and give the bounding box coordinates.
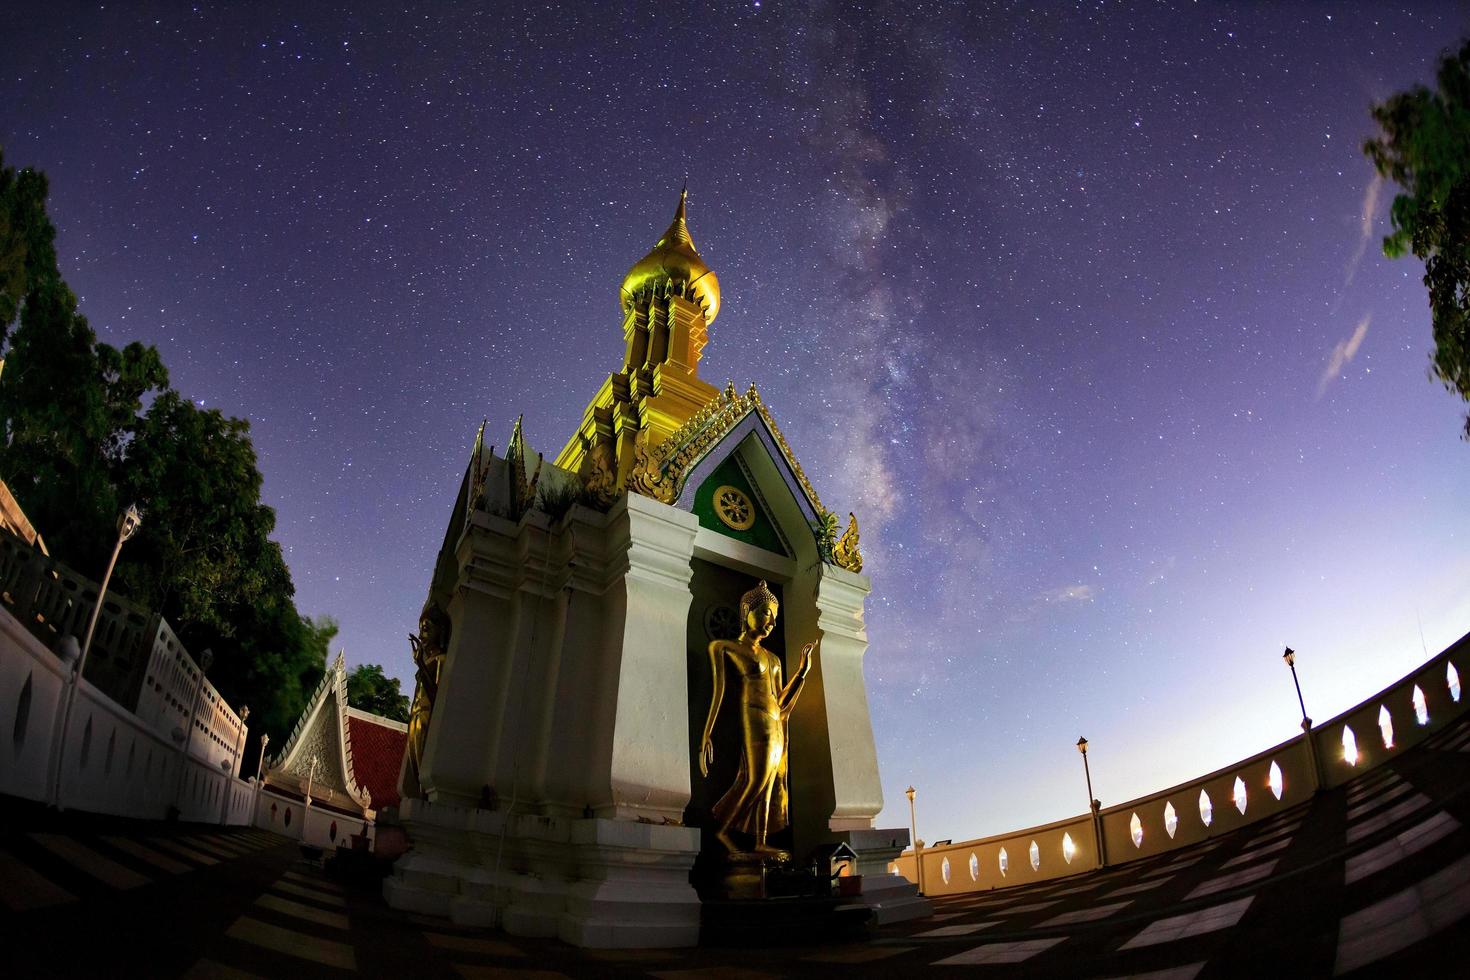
[714,485,755,530]
[704,604,740,641]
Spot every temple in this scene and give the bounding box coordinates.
[257,652,407,847]
[382,191,926,946]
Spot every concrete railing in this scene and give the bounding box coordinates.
[255,785,372,849]
[0,526,243,768]
[0,527,155,710]
[897,630,1470,896]
[0,524,252,824]
[0,602,253,822]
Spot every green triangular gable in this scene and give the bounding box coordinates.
[691,453,789,556]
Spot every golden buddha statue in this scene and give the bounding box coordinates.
[699,580,817,859]
[405,602,450,796]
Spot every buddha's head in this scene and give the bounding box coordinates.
[418,602,450,652]
[739,580,779,641]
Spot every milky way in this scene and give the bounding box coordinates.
[5,1,1469,841]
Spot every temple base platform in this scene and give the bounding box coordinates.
[383,798,703,949]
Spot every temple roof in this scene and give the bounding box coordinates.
[345,710,406,810]
[264,652,407,815]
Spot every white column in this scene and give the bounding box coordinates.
[788,562,883,848]
[600,492,700,822]
[418,513,525,806]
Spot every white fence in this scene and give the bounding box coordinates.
[0,600,253,824]
[896,631,1470,895]
[253,785,373,850]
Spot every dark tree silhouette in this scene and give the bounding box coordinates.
[0,148,334,746]
[1364,39,1470,438]
[345,663,411,722]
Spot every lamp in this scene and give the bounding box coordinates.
[905,785,923,894]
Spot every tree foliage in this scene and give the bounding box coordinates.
[345,663,411,722]
[0,147,333,748]
[0,160,59,348]
[1364,39,1470,437]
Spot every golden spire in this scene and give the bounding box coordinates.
[620,188,721,325]
[556,187,723,484]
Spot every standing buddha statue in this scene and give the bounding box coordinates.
[699,580,818,860]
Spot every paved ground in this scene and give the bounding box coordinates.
[4,715,1469,977]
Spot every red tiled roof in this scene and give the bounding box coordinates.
[346,714,407,810]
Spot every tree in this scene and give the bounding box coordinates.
[1364,39,1470,438]
[345,663,411,722]
[0,152,60,348]
[0,279,168,566]
[0,149,334,753]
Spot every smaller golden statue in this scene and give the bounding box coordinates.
[405,602,451,796]
[699,580,817,859]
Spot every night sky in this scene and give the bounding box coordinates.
[5,2,1469,845]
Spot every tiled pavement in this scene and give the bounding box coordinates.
[4,715,1470,977]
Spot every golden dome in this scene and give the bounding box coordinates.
[620,188,721,325]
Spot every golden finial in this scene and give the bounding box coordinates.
[620,187,721,324]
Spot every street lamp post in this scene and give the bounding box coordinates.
[221,705,248,825]
[49,504,142,809]
[79,503,143,663]
[1077,737,1107,868]
[302,753,320,843]
[1283,648,1311,728]
[252,732,270,825]
[172,648,213,820]
[906,785,923,895]
[1284,647,1323,792]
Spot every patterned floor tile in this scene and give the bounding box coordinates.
[915,921,998,937]
[1120,896,1254,949]
[254,891,351,930]
[102,835,193,874]
[181,958,269,979]
[1222,836,1292,868]
[424,932,528,956]
[1346,794,1433,844]
[28,833,151,890]
[932,936,1068,965]
[1186,860,1277,899]
[0,848,76,910]
[1345,810,1460,885]
[1037,900,1131,927]
[802,945,917,963]
[224,915,356,971]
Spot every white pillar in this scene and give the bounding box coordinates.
[600,493,700,821]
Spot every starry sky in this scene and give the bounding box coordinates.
[5,1,1470,845]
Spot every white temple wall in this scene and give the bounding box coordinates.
[487,512,555,804]
[541,505,617,816]
[0,604,252,824]
[810,564,883,829]
[419,493,700,822]
[418,512,524,806]
[604,494,700,821]
[0,604,67,801]
[518,551,572,812]
[254,784,372,849]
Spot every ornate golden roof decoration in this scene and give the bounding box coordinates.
[466,419,489,527]
[506,415,543,520]
[832,513,862,573]
[628,382,864,572]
